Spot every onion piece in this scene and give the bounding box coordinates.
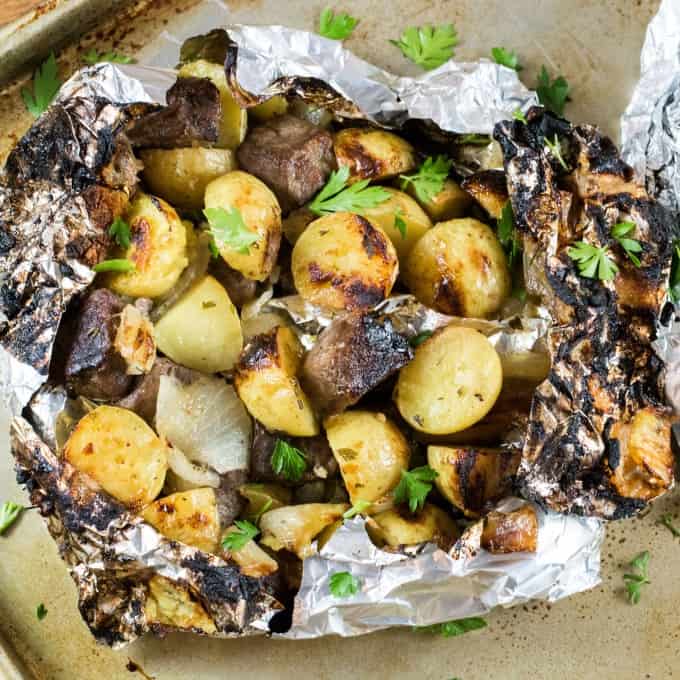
[114,304,156,375]
[165,446,220,490]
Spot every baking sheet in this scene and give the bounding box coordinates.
[1,0,677,679]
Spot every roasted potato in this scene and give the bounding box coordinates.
[325,411,410,505]
[141,488,221,553]
[427,445,521,517]
[394,325,503,435]
[234,326,319,436]
[178,59,247,149]
[220,525,279,577]
[63,405,168,509]
[249,95,289,122]
[146,575,216,633]
[291,212,399,310]
[334,128,416,183]
[204,171,282,281]
[367,504,459,551]
[239,483,293,522]
[153,274,243,373]
[113,304,156,375]
[140,147,237,210]
[106,193,189,299]
[259,503,349,558]
[360,188,432,260]
[405,178,471,222]
[481,506,538,553]
[461,170,508,219]
[282,207,316,245]
[403,218,511,318]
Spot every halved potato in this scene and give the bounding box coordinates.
[360,188,432,260]
[367,504,459,551]
[140,147,237,211]
[291,212,399,310]
[234,326,319,436]
[334,128,416,183]
[259,503,349,558]
[481,506,538,553]
[153,274,243,373]
[239,483,293,523]
[106,193,188,299]
[220,525,279,577]
[178,59,247,149]
[249,95,288,122]
[141,488,221,553]
[461,170,508,219]
[146,575,216,633]
[394,325,503,435]
[325,411,410,505]
[63,405,168,509]
[405,178,471,222]
[204,170,282,281]
[403,218,511,318]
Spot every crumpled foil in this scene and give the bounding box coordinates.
[0,16,605,644]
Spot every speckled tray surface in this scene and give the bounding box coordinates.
[2,1,678,679]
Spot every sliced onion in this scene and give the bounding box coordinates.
[114,304,156,375]
[156,372,251,475]
[165,446,220,490]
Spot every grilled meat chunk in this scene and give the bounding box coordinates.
[236,114,335,213]
[207,257,258,308]
[127,77,221,149]
[300,312,413,416]
[215,469,248,528]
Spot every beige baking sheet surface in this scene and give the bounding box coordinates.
[2,0,679,678]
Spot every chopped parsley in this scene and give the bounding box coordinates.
[271,439,307,482]
[400,155,452,204]
[21,53,61,118]
[390,24,459,71]
[221,520,260,552]
[343,500,372,519]
[203,206,258,254]
[92,258,136,273]
[309,166,390,216]
[329,571,361,598]
[567,242,618,281]
[108,216,131,249]
[491,47,521,71]
[611,221,642,267]
[414,616,487,637]
[623,550,650,605]
[393,465,438,513]
[319,7,358,40]
[0,501,23,535]
[536,65,570,116]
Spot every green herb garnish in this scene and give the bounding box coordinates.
[611,221,642,267]
[108,216,131,249]
[409,331,433,347]
[92,258,136,273]
[343,500,371,519]
[21,53,61,118]
[271,439,307,482]
[221,520,260,552]
[36,604,48,620]
[512,108,527,124]
[208,238,220,259]
[491,47,521,71]
[536,65,570,116]
[319,7,358,40]
[390,24,458,71]
[414,616,487,637]
[393,465,438,513]
[497,201,522,269]
[394,210,407,239]
[203,206,258,254]
[458,133,492,146]
[329,571,361,598]
[309,166,390,216]
[658,513,680,537]
[253,499,273,526]
[399,155,451,204]
[567,242,618,281]
[623,550,650,605]
[0,501,23,535]
[83,49,135,65]
[544,134,568,170]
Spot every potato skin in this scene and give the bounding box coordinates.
[481,506,538,553]
[325,411,411,505]
[367,504,459,550]
[249,95,289,122]
[64,405,168,509]
[403,217,511,318]
[204,170,282,281]
[334,128,416,183]
[291,212,399,310]
[405,178,471,222]
[153,275,243,373]
[460,170,508,220]
[140,147,236,211]
[107,193,189,299]
[234,326,319,436]
[146,575,216,633]
[394,325,503,435]
[141,488,222,553]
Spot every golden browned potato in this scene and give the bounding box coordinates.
[153,275,243,373]
[259,503,349,558]
[403,218,511,318]
[367,504,459,551]
[325,411,410,505]
[220,526,279,577]
[146,575,216,633]
[141,488,221,553]
[63,405,168,509]
[234,326,319,436]
[239,483,293,522]
[334,128,416,183]
[481,506,538,553]
[204,171,282,281]
[405,178,471,222]
[394,325,503,435]
[249,95,289,122]
[291,212,399,311]
[106,193,189,299]
[282,207,316,245]
[140,147,237,211]
[427,445,520,517]
[360,188,432,260]
[178,59,247,149]
[461,170,508,220]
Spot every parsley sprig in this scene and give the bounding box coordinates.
[623,551,650,605]
[21,53,62,118]
[544,134,568,170]
[221,520,260,552]
[497,201,522,270]
[343,500,371,519]
[611,221,642,267]
[414,616,487,637]
[458,133,492,146]
[93,258,136,273]
[83,49,135,65]
[271,439,307,482]
[536,65,570,116]
[308,166,390,216]
[394,210,407,239]
[512,108,528,124]
[567,242,618,281]
[390,24,458,71]
[393,466,438,513]
[329,571,361,598]
[0,501,23,534]
[409,330,433,347]
[658,513,680,537]
[400,155,451,204]
[491,47,521,71]
[319,7,358,40]
[203,206,258,254]
[36,603,48,620]
[108,216,131,249]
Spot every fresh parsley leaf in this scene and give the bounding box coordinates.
[669,241,680,302]
[108,216,131,249]
[394,210,407,239]
[623,550,650,605]
[319,7,358,40]
[21,53,62,118]
[36,603,48,620]
[544,134,568,170]
[567,242,618,281]
[400,155,451,204]
[491,47,521,71]
[203,206,258,254]
[329,571,360,598]
[83,48,135,65]
[611,221,642,267]
[512,108,527,124]
[390,24,458,71]
[0,501,23,535]
[536,65,570,116]
[409,330,433,347]
[208,238,220,259]
[393,465,438,513]
[253,499,273,525]
[414,616,487,637]
[308,166,390,216]
[457,133,492,146]
[271,439,307,482]
[93,258,136,273]
[658,513,680,537]
[221,520,260,552]
[343,499,371,519]
[497,201,522,270]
